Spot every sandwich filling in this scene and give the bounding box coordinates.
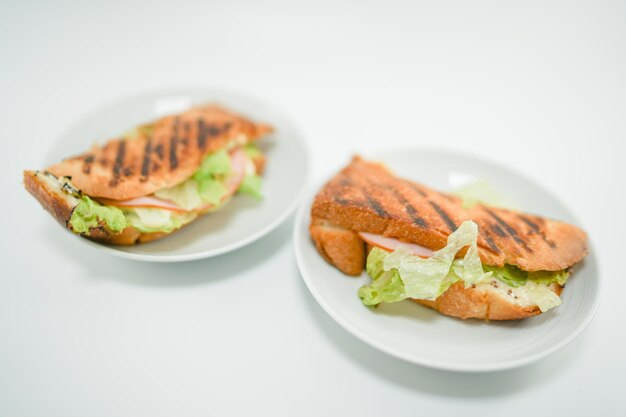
[359,221,569,312]
[62,143,263,235]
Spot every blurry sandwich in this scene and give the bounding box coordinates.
[310,157,588,320]
[24,105,272,245]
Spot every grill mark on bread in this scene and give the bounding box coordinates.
[140,138,152,182]
[366,196,389,218]
[389,187,427,227]
[490,223,507,237]
[155,143,164,160]
[207,124,222,138]
[407,183,427,197]
[334,195,368,209]
[182,121,191,146]
[196,122,225,150]
[197,119,208,149]
[169,119,179,170]
[169,136,179,169]
[429,201,457,231]
[517,214,557,248]
[482,229,501,253]
[484,208,531,252]
[518,214,541,233]
[82,155,94,174]
[109,141,126,187]
[358,170,426,226]
[339,178,353,187]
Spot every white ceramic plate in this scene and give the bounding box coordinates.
[294,148,600,372]
[47,87,309,262]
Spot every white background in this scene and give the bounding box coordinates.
[1,1,625,416]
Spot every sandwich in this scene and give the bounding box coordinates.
[24,105,272,245]
[309,157,588,320]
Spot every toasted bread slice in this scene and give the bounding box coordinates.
[47,105,273,201]
[311,156,587,272]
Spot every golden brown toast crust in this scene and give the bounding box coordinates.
[252,153,266,175]
[414,282,563,320]
[24,170,75,228]
[47,105,273,200]
[309,216,365,276]
[311,156,588,272]
[24,170,183,245]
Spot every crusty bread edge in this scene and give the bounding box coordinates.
[310,216,365,276]
[24,170,75,228]
[24,170,181,245]
[413,281,563,320]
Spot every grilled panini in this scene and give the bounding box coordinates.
[310,157,588,320]
[24,105,273,245]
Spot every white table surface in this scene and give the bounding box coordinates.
[1,1,625,415]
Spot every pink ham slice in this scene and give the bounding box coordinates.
[101,196,186,212]
[359,232,434,258]
[101,147,248,212]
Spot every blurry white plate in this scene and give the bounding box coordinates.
[294,148,600,372]
[48,87,309,262]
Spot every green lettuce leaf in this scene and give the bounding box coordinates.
[197,178,228,206]
[69,196,127,234]
[484,264,570,288]
[238,174,263,199]
[194,149,231,181]
[155,150,232,210]
[528,269,570,286]
[484,264,528,288]
[155,177,229,210]
[68,195,194,235]
[154,180,204,211]
[358,269,406,305]
[360,221,490,305]
[366,246,388,280]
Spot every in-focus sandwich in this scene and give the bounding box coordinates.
[310,157,588,320]
[24,105,272,245]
